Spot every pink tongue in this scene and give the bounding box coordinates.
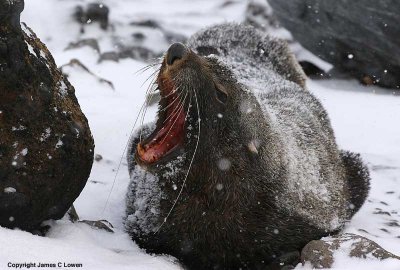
[137,97,186,164]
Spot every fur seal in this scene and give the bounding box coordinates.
[125,23,370,269]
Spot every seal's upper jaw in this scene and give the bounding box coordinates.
[136,43,189,165]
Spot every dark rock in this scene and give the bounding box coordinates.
[387,221,400,227]
[355,229,380,239]
[0,0,94,231]
[372,165,398,171]
[163,31,187,45]
[373,210,391,216]
[65,38,100,53]
[301,234,400,268]
[132,32,146,41]
[220,1,236,8]
[130,19,160,29]
[301,239,335,269]
[60,59,114,90]
[87,3,109,30]
[245,0,279,32]
[98,43,160,63]
[118,45,160,62]
[79,220,114,233]
[74,6,86,27]
[380,228,390,233]
[90,180,105,185]
[130,19,187,49]
[98,51,119,63]
[74,2,109,31]
[94,154,103,161]
[299,61,329,78]
[268,0,400,89]
[0,0,24,28]
[347,235,400,260]
[67,205,79,222]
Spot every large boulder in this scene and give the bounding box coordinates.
[0,0,94,231]
[268,0,400,89]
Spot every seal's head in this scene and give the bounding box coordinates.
[135,42,245,167]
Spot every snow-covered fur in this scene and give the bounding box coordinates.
[125,23,370,269]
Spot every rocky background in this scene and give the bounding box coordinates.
[0,0,399,269]
[268,0,400,89]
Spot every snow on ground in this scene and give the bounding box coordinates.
[0,0,398,269]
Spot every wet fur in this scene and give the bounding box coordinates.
[125,23,370,270]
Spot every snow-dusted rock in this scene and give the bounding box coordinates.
[268,0,400,89]
[0,0,94,231]
[74,2,110,31]
[301,233,400,268]
[244,0,279,32]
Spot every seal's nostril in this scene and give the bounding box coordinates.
[166,43,187,66]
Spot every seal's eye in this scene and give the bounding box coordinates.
[215,83,228,104]
[196,46,220,56]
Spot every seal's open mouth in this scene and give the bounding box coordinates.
[137,76,186,164]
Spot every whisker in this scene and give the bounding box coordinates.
[155,88,200,233]
[134,61,162,75]
[103,62,161,211]
[157,72,186,101]
[160,78,188,126]
[162,89,188,124]
[141,68,160,89]
[159,87,187,116]
[183,95,193,122]
[146,56,164,66]
[158,86,185,112]
[159,86,180,100]
[102,88,149,214]
[139,74,159,142]
[159,92,189,146]
[135,65,156,75]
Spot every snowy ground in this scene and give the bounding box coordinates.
[1,0,399,269]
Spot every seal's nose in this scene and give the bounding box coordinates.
[166,43,187,66]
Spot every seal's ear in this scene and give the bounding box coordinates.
[214,82,228,104]
[257,39,307,89]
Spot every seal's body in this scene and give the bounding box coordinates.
[126,24,369,269]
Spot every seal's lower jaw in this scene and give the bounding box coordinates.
[136,78,186,165]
